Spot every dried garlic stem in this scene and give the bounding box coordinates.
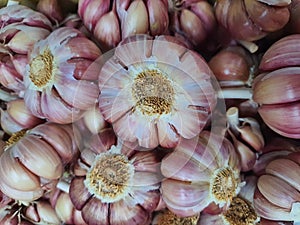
[218,87,253,100]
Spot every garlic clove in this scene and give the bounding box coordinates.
[254,188,298,221]
[133,190,160,212]
[35,200,61,224]
[215,0,267,41]
[0,5,53,30]
[161,179,210,217]
[37,89,84,124]
[81,197,109,225]
[82,106,107,135]
[109,200,150,225]
[265,158,300,192]
[245,0,290,32]
[179,9,206,46]
[208,46,251,86]
[132,150,161,173]
[253,67,300,105]
[191,1,216,33]
[257,174,300,209]
[0,177,43,202]
[69,177,93,210]
[240,117,265,152]
[11,135,63,180]
[230,132,257,172]
[93,10,121,51]
[55,79,100,110]
[156,118,180,148]
[161,148,213,182]
[6,99,44,128]
[253,150,293,175]
[55,192,82,224]
[132,171,161,189]
[78,0,110,31]
[36,0,63,24]
[28,123,78,164]
[0,148,40,191]
[147,0,169,36]
[121,0,149,39]
[257,101,300,139]
[259,34,300,71]
[6,25,50,54]
[0,108,26,135]
[67,36,102,60]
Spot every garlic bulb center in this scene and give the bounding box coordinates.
[222,197,258,225]
[84,151,135,203]
[155,209,199,225]
[131,69,175,115]
[29,48,55,89]
[210,167,240,205]
[5,129,27,148]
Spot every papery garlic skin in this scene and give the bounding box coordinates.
[0,122,80,202]
[160,131,243,217]
[23,27,102,124]
[253,152,300,223]
[50,187,88,225]
[69,128,162,225]
[98,34,217,149]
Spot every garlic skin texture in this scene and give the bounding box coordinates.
[98,34,217,149]
[69,128,162,225]
[0,4,52,96]
[23,27,102,124]
[253,152,300,223]
[0,122,80,202]
[160,131,243,217]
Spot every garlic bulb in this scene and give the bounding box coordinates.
[0,122,80,202]
[160,131,243,217]
[98,34,217,149]
[69,128,162,225]
[23,26,102,124]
